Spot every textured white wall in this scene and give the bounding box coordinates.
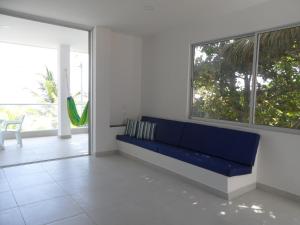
[141,1,300,196]
[92,27,142,153]
[110,32,142,125]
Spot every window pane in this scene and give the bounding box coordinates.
[255,26,300,129]
[191,36,254,123]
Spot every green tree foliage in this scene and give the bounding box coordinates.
[0,67,58,129]
[192,38,253,123]
[31,67,57,103]
[192,26,300,129]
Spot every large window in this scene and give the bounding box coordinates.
[191,25,300,131]
[191,36,254,123]
[255,27,300,129]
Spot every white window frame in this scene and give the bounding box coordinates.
[189,23,300,135]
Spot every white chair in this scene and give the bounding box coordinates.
[0,115,25,150]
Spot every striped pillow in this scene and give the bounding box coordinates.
[124,119,139,137]
[136,121,156,140]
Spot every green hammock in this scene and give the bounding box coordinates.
[67,96,89,126]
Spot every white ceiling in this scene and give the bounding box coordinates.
[0,0,292,36]
[0,14,89,52]
[1,0,300,36]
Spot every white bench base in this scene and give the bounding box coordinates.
[117,140,257,199]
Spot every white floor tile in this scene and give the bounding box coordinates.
[56,176,95,195]
[0,169,5,180]
[0,134,88,167]
[0,178,10,193]
[4,163,45,178]
[1,155,300,225]
[47,167,91,182]
[48,214,95,225]
[0,208,25,225]
[13,183,67,205]
[20,196,82,225]
[0,191,17,211]
[6,172,54,190]
[43,159,90,173]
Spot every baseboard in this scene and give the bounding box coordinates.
[228,183,256,200]
[257,183,300,202]
[95,150,118,157]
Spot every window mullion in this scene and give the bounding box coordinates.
[189,45,195,118]
[249,33,260,126]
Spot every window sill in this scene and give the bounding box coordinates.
[189,116,300,136]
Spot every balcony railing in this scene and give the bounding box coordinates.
[0,104,58,131]
[0,103,87,131]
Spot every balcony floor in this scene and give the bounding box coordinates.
[0,134,88,167]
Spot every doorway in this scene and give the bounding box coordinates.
[0,14,92,167]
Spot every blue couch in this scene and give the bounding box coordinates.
[117,116,260,177]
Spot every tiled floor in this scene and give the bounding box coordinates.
[0,155,299,225]
[0,134,88,167]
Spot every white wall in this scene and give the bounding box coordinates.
[110,32,142,125]
[92,27,142,153]
[141,1,300,196]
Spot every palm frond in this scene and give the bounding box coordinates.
[31,67,58,103]
[222,26,300,65]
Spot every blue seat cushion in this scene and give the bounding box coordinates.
[116,135,160,152]
[141,116,185,146]
[180,123,260,166]
[157,144,252,177]
[117,135,252,177]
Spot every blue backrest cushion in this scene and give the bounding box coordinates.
[141,116,185,146]
[179,122,260,166]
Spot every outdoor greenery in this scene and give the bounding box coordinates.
[31,67,57,103]
[192,26,300,129]
[0,67,59,131]
[32,67,88,128]
[0,47,89,131]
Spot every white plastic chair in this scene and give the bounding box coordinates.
[0,115,25,150]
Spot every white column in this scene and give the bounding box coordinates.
[91,27,112,154]
[58,44,71,138]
